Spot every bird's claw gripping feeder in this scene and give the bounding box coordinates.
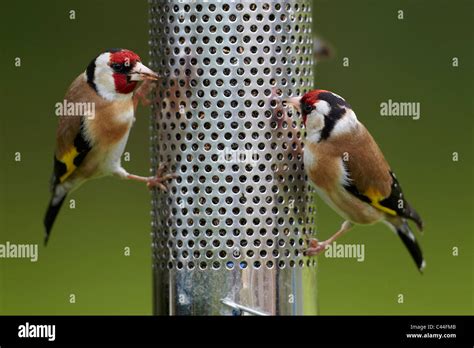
[149,0,317,315]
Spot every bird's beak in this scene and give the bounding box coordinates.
[284,96,302,113]
[129,62,159,81]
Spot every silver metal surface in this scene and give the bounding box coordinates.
[149,0,317,315]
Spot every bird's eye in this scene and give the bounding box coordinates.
[111,63,126,73]
[303,103,314,114]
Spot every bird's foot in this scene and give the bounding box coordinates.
[146,163,178,191]
[303,238,329,257]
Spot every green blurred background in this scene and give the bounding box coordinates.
[0,0,472,315]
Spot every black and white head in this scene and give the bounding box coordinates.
[85,48,158,101]
[287,90,358,142]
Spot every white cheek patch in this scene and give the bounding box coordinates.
[307,109,324,129]
[315,100,331,115]
[94,53,116,100]
[305,103,326,142]
[305,109,325,143]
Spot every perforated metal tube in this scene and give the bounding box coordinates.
[149,0,317,315]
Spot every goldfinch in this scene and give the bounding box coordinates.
[44,48,174,244]
[287,90,425,272]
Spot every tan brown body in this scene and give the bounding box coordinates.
[305,122,393,225]
[55,74,135,187]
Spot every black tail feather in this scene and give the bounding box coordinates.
[405,202,424,231]
[44,195,66,245]
[396,222,425,273]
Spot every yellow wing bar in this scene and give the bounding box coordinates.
[58,147,80,183]
[364,187,397,216]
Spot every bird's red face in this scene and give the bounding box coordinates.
[86,48,158,100]
[108,50,142,94]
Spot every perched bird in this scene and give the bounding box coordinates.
[287,90,425,272]
[44,48,174,245]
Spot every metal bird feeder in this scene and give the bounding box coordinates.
[149,0,317,315]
